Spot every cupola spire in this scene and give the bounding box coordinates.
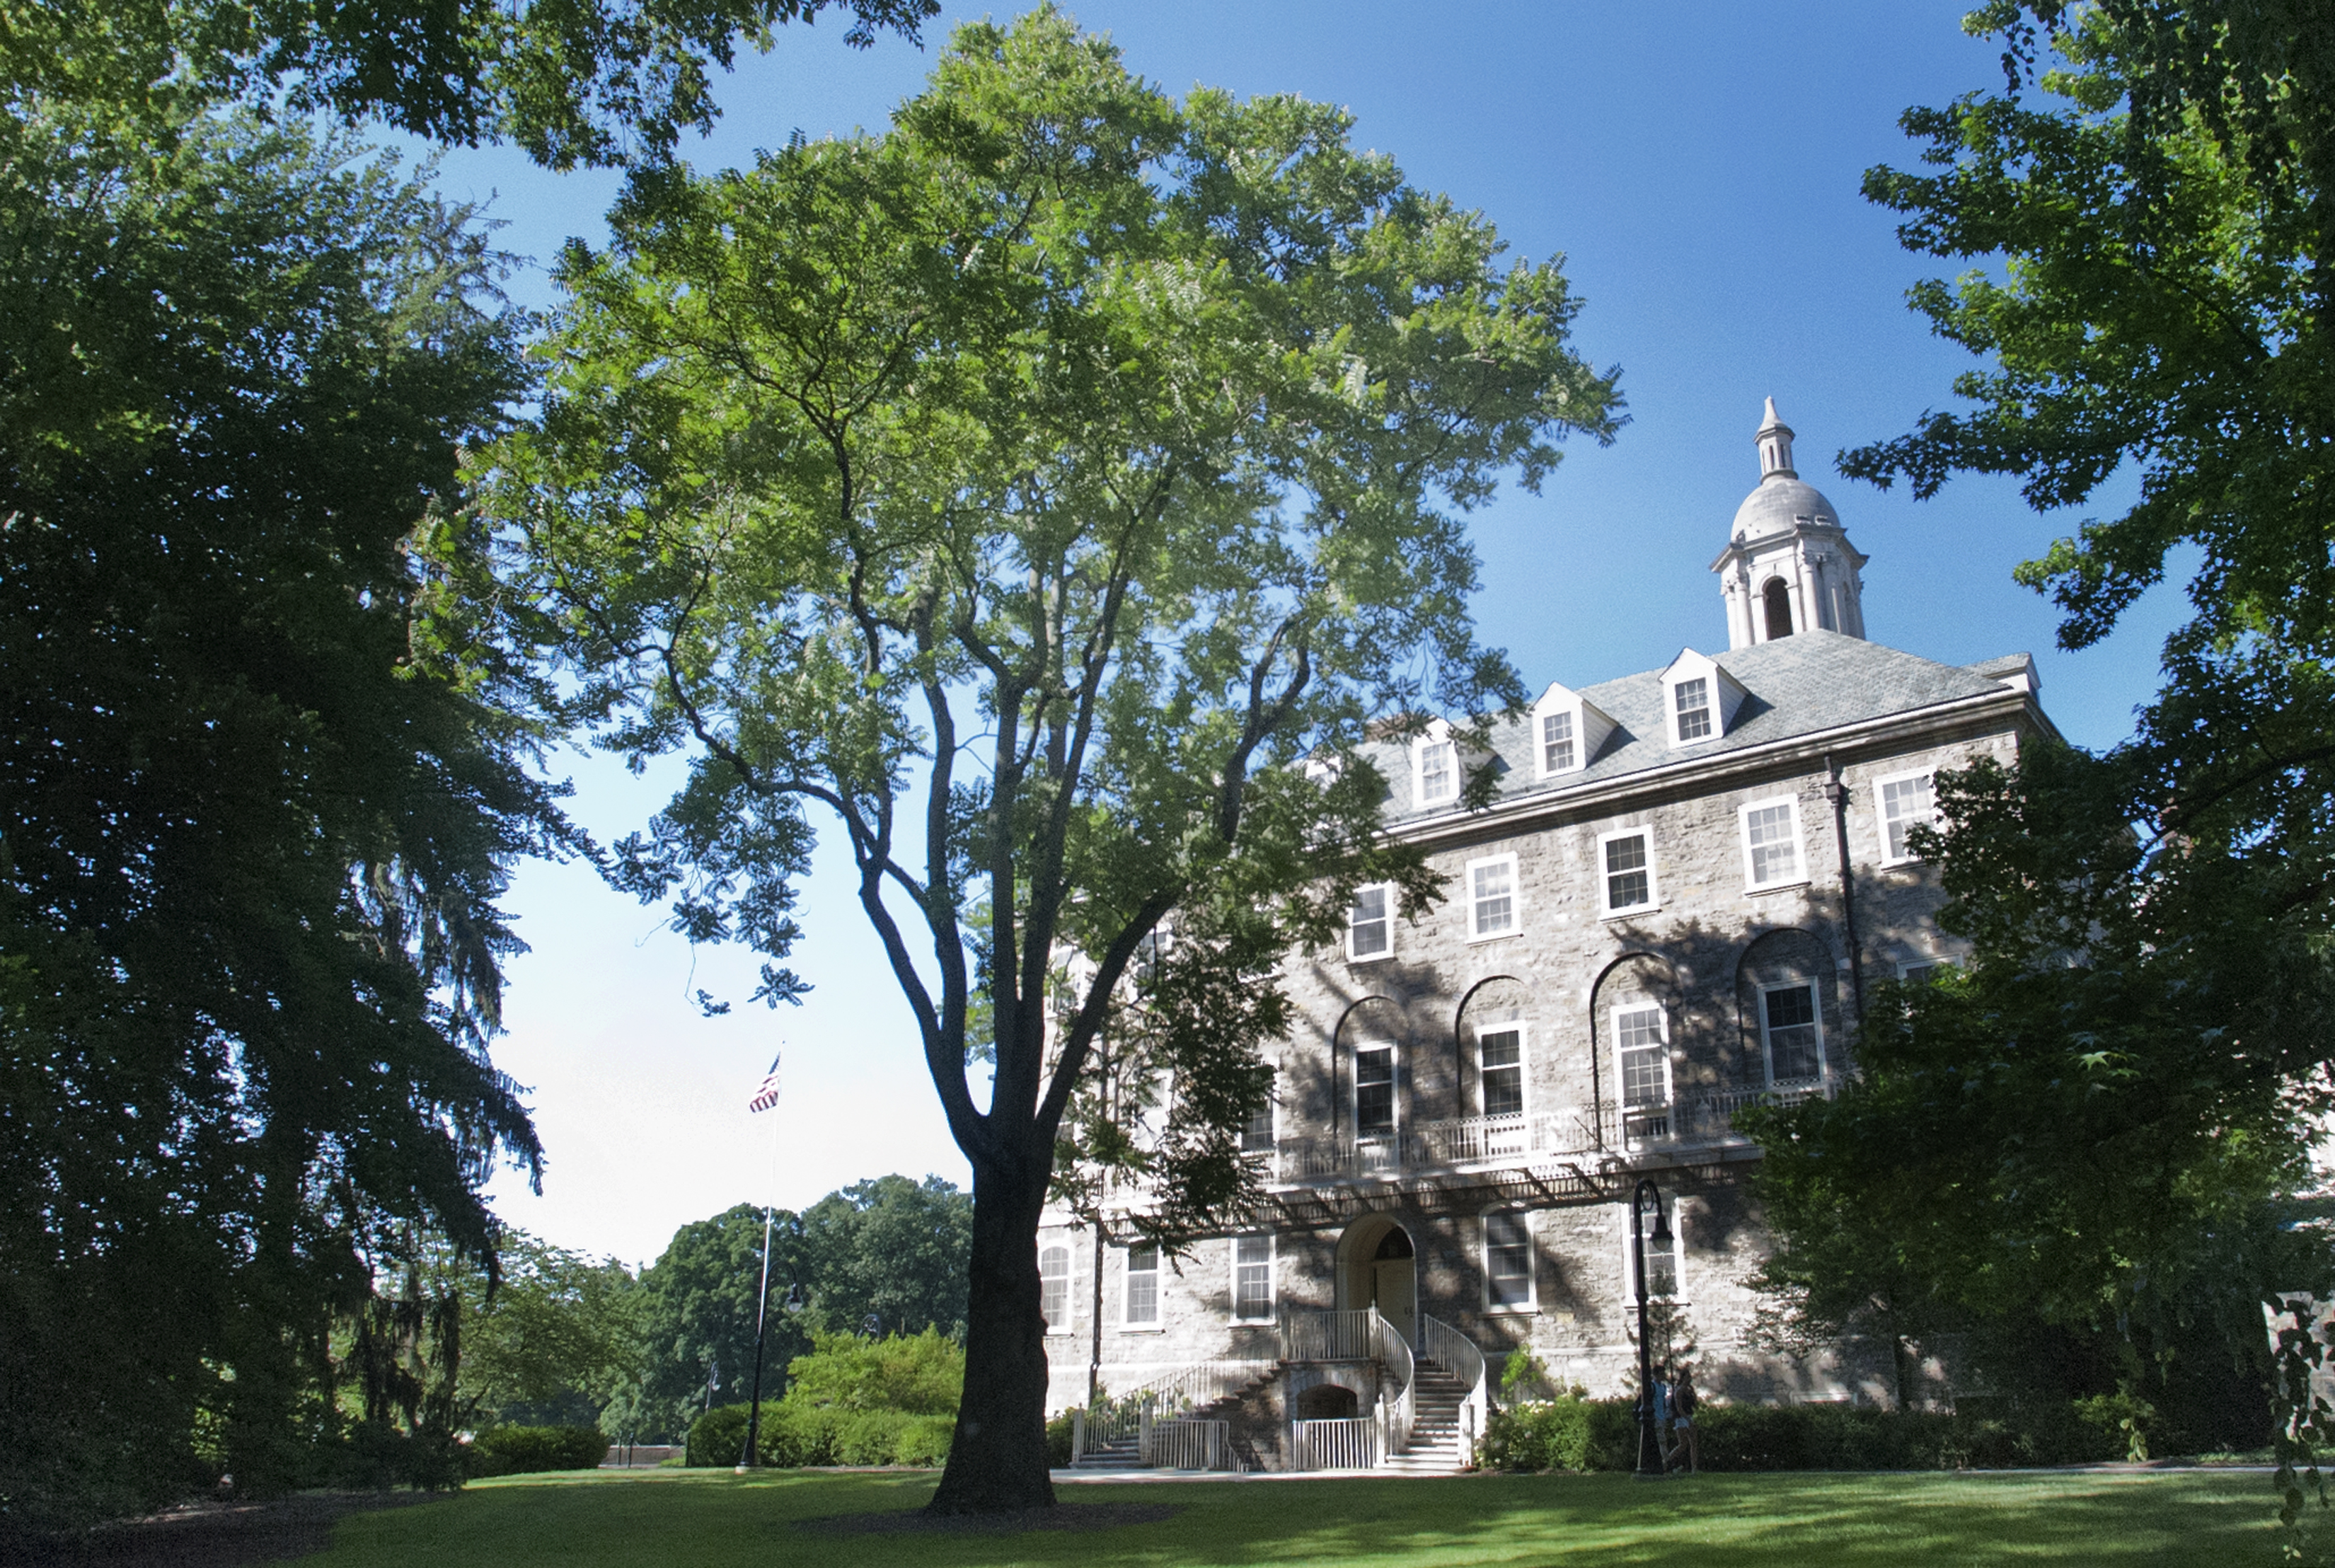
[1756,396,1797,480]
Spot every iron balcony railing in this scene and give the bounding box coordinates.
[1262,1081,1833,1183]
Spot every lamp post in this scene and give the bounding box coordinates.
[1631,1177,1676,1478]
[737,1204,779,1474]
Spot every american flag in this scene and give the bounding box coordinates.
[746,1053,782,1114]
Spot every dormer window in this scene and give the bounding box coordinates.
[1541,710,1574,771]
[1529,684,1615,780]
[1416,737,1457,807]
[1674,677,1712,741]
[1661,650,1746,750]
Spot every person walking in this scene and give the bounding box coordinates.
[1668,1365,1701,1474]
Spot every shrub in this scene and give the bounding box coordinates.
[1046,1411,1076,1467]
[783,1328,964,1415]
[1482,1397,2123,1472]
[466,1424,607,1477]
[684,1401,955,1468]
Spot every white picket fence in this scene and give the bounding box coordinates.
[1290,1417,1378,1470]
[1144,1417,1230,1470]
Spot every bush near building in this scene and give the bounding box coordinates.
[1484,1396,2128,1472]
[684,1328,963,1469]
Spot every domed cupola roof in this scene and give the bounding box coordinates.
[1731,398,1840,543]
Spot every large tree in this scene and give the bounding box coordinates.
[0,105,567,1526]
[1751,0,2335,1472]
[466,10,1620,1510]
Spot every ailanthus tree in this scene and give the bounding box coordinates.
[468,10,1620,1511]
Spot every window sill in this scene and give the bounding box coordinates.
[1230,1315,1275,1327]
[1465,926,1521,945]
[1876,854,1925,870]
[1344,950,1395,966]
[1601,903,1661,921]
[1483,1302,1538,1316]
[1743,877,1810,896]
[1117,1323,1166,1334]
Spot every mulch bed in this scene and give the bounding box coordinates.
[4,1492,439,1568]
[795,1501,1183,1536]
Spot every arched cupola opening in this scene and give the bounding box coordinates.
[1762,577,1794,640]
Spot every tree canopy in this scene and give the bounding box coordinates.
[0,104,568,1526]
[462,8,1620,1509]
[0,0,938,170]
[1752,0,2335,1473]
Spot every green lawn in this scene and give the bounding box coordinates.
[296,1466,2289,1567]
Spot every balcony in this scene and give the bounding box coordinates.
[1259,1082,1831,1185]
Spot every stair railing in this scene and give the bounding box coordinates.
[1290,1415,1378,1470]
[1373,1308,1414,1455]
[1074,1358,1276,1462]
[1280,1308,1376,1362]
[1418,1313,1489,1467]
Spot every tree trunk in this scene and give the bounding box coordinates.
[927,1149,1055,1514]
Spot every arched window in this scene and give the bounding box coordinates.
[1762,577,1794,640]
[1039,1245,1070,1332]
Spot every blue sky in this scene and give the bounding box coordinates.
[443,2,2185,1267]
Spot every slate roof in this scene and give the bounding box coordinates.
[1376,629,2030,824]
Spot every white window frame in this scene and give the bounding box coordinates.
[1121,1241,1163,1330]
[1758,979,1828,1089]
[1482,1209,1538,1313]
[1596,827,1661,918]
[1736,795,1809,892]
[1465,852,1521,942]
[1896,955,1956,985]
[1412,727,1460,810]
[1230,1233,1274,1323]
[1346,880,1396,963]
[1875,768,1939,866]
[1611,1003,1673,1112]
[1620,1199,1689,1306]
[1671,674,1716,745]
[1352,1040,1400,1143]
[1039,1243,1073,1336]
[1240,1074,1277,1153]
[1475,1022,1530,1121]
[1538,705,1579,776]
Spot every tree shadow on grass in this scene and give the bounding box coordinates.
[316,1469,2275,1568]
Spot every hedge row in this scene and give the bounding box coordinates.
[466,1424,609,1477]
[684,1402,954,1468]
[1483,1397,2126,1472]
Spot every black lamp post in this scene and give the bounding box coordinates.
[1631,1177,1676,1479]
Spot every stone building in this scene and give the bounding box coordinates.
[1042,402,2059,1471]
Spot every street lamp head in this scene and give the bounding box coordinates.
[783,1283,805,1314]
[1650,1202,1675,1249]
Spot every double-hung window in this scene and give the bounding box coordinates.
[1615,1005,1671,1109]
[1878,770,1938,863]
[1541,709,1576,772]
[1599,829,1657,916]
[1760,982,1826,1086]
[1478,1028,1524,1119]
[1232,1235,1273,1322]
[1354,1045,1397,1141]
[1347,883,1393,962]
[1468,853,1518,939]
[1241,1083,1276,1152]
[1039,1245,1071,1333]
[1484,1211,1535,1310]
[1124,1243,1160,1327]
[1673,676,1712,742]
[1416,739,1457,808]
[1739,797,1804,889]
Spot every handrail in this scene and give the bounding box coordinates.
[1419,1313,1487,1467]
[1375,1308,1414,1455]
[1281,1308,1377,1362]
[1267,1083,1838,1180]
[1145,1417,1230,1470]
[1073,1359,1274,1460]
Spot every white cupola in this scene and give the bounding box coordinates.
[1711,398,1869,650]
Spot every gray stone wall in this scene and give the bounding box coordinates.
[1040,714,2026,1414]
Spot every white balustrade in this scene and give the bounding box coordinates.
[1146,1418,1229,1470]
[1375,1309,1414,1455]
[1419,1313,1488,1467]
[1290,1417,1378,1470]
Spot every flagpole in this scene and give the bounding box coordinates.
[739,1047,783,1474]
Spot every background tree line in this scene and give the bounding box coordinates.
[355,1172,973,1449]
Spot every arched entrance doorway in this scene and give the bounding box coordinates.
[1335,1214,1417,1345]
